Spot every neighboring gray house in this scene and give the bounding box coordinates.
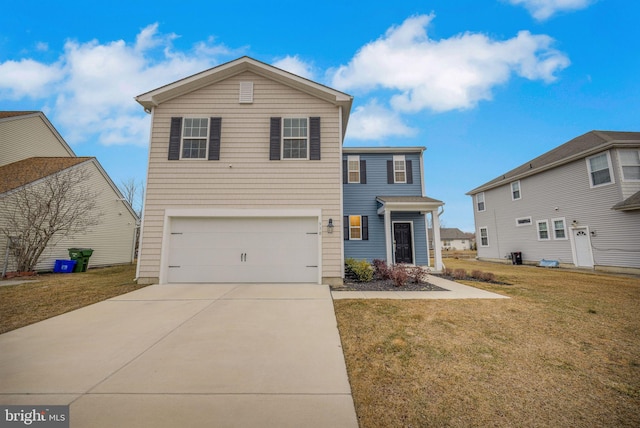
[467,131,640,274]
[0,111,139,274]
[428,228,473,251]
[343,147,444,271]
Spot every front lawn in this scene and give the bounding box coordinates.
[334,259,640,427]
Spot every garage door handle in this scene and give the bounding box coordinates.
[240,253,247,262]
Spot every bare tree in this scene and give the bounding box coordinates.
[118,178,144,217]
[1,166,102,272]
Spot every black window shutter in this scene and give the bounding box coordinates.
[343,159,348,184]
[309,117,321,160]
[362,216,369,240]
[269,117,281,160]
[387,160,394,184]
[344,216,349,240]
[406,160,413,184]
[360,160,367,184]
[168,117,182,160]
[208,117,221,161]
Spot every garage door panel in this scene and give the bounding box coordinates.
[167,217,319,283]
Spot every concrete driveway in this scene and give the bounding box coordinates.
[0,284,358,427]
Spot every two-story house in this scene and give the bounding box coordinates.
[342,147,444,271]
[467,131,640,274]
[134,57,352,285]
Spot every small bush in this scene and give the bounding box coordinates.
[372,259,392,280]
[470,270,484,280]
[442,267,454,277]
[481,272,496,282]
[390,264,410,287]
[408,266,429,284]
[452,268,467,280]
[345,258,374,283]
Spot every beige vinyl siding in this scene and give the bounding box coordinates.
[0,115,74,166]
[138,71,343,283]
[0,161,137,273]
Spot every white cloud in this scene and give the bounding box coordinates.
[346,99,417,141]
[272,55,316,80]
[331,14,570,113]
[0,24,240,147]
[507,0,594,21]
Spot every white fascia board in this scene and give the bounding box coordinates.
[343,146,426,154]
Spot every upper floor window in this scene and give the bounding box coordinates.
[511,181,521,200]
[476,192,486,212]
[282,118,308,159]
[587,152,614,187]
[537,220,550,240]
[552,218,567,240]
[182,118,209,159]
[348,155,360,183]
[619,149,640,181]
[479,227,489,247]
[393,155,406,183]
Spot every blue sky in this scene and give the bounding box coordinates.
[1,0,638,231]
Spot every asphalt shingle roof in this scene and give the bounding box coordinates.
[0,157,92,195]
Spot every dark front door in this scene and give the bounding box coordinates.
[394,223,413,264]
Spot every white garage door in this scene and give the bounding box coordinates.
[167,217,319,283]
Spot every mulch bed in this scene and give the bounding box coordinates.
[333,277,448,292]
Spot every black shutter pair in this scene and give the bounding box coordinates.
[270,117,321,160]
[168,117,222,160]
[343,216,368,240]
[342,160,367,184]
[386,160,413,184]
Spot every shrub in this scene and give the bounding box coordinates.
[470,270,484,280]
[372,259,392,280]
[407,266,429,284]
[390,264,410,287]
[345,258,374,283]
[442,267,454,277]
[481,272,496,282]
[452,268,467,280]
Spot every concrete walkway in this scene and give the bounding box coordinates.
[0,284,358,428]
[332,275,509,299]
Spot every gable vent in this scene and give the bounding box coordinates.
[239,82,254,103]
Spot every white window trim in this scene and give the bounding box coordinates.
[393,155,407,184]
[536,220,550,241]
[552,217,568,240]
[619,149,640,182]
[479,226,489,247]
[511,180,521,201]
[349,215,362,240]
[476,192,486,212]
[281,117,309,160]
[180,117,209,160]
[347,155,360,183]
[515,216,532,227]
[586,151,615,188]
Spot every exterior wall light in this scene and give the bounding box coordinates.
[327,218,334,234]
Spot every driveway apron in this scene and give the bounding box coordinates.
[0,284,358,428]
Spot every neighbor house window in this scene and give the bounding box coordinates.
[476,192,486,212]
[393,155,406,183]
[479,227,489,247]
[511,181,521,200]
[537,220,550,240]
[515,216,532,227]
[348,155,360,183]
[182,118,209,159]
[349,215,362,240]
[552,218,567,239]
[282,118,308,159]
[587,152,614,187]
[619,149,640,181]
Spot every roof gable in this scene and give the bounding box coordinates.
[0,111,76,160]
[468,130,640,194]
[0,157,92,195]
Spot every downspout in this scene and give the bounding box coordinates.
[339,105,345,281]
[134,105,154,282]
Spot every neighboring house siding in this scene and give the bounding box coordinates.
[1,161,137,272]
[0,115,74,166]
[474,155,640,269]
[138,70,343,282]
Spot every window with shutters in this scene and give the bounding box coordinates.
[182,118,208,159]
[393,155,406,183]
[348,156,360,183]
[349,215,362,240]
[282,118,308,159]
[586,152,614,187]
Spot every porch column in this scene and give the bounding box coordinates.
[424,213,431,267]
[431,210,443,271]
[384,209,393,265]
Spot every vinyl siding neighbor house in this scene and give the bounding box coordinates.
[467,130,640,274]
[0,112,139,274]
[135,57,352,285]
[342,147,444,271]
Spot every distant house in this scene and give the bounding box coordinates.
[428,228,473,251]
[0,111,139,274]
[467,131,640,274]
[343,147,444,271]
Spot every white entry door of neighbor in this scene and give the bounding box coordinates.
[572,227,594,268]
[167,217,319,283]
